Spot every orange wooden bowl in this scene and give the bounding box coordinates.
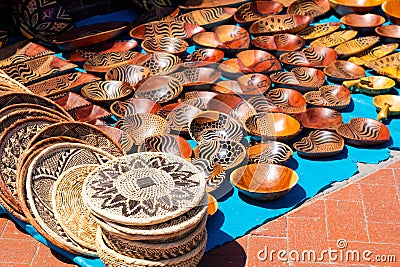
[293,130,345,158]
[252,34,305,56]
[329,0,386,16]
[304,85,351,110]
[135,75,183,103]
[340,13,385,32]
[382,0,400,25]
[324,60,366,82]
[129,21,205,40]
[105,65,152,87]
[138,134,193,159]
[141,36,189,56]
[110,98,160,118]
[288,0,331,18]
[294,107,342,130]
[248,141,293,164]
[375,25,400,42]
[213,73,271,96]
[270,67,326,92]
[267,88,307,114]
[279,46,338,69]
[234,1,284,24]
[183,48,224,68]
[249,14,313,35]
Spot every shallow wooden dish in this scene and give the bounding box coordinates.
[53,22,128,51]
[382,0,400,25]
[267,88,306,114]
[365,52,400,71]
[294,130,344,158]
[135,52,181,75]
[234,1,284,24]
[83,51,144,73]
[248,141,293,164]
[244,112,302,142]
[105,65,152,87]
[130,21,205,40]
[270,67,326,92]
[230,163,298,201]
[162,102,202,133]
[348,43,399,66]
[336,117,390,146]
[80,81,133,104]
[191,158,226,193]
[279,46,338,68]
[213,74,271,96]
[375,26,400,42]
[373,95,400,121]
[179,0,248,10]
[179,91,219,110]
[342,76,396,95]
[251,34,305,56]
[323,60,366,82]
[138,134,192,158]
[183,48,224,68]
[53,92,91,111]
[219,50,281,78]
[141,36,189,56]
[334,36,380,57]
[304,85,351,110]
[0,42,54,68]
[288,0,330,17]
[294,107,342,130]
[329,0,386,15]
[170,67,221,87]
[297,22,342,40]
[110,98,160,118]
[249,14,313,35]
[340,14,385,33]
[247,95,280,113]
[310,30,357,48]
[135,75,183,103]
[174,7,237,28]
[192,25,250,52]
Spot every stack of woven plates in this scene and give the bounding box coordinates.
[82,152,208,267]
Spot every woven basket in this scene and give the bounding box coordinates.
[96,226,207,267]
[0,103,71,122]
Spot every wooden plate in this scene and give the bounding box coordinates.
[135,75,183,103]
[297,22,342,40]
[381,0,400,25]
[348,43,399,66]
[174,7,237,28]
[83,51,144,73]
[135,52,181,75]
[310,30,357,48]
[141,36,189,56]
[304,85,351,110]
[270,67,326,92]
[234,1,284,24]
[279,46,338,68]
[294,107,342,130]
[249,14,313,35]
[267,88,306,114]
[335,36,380,57]
[130,21,205,40]
[288,0,330,17]
[294,130,344,158]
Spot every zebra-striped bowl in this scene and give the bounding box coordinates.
[81,81,133,104]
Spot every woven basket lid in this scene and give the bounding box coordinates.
[0,103,72,122]
[24,142,115,255]
[27,121,125,157]
[52,164,99,252]
[82,152,206,226]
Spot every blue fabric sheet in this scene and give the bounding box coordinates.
[1,7,400,267]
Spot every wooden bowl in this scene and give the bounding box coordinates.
[251,34,305,56]
[288,0,331,17]
[192,25,250,52]
[382,0,400,25]
[279,46,338,68]
[234,1,284,24]
[267,88,306,114]
[294,107,342,130]
[161,102,202,133]
[334,36,380,57]
[230,163,298,201]
[83,51,144,73]
[189,111,244,143]
[304,85,351,110]
[194,139,247,170]
[340,14,385,33]
[294,130,344,158]
[53,22,128,51]
[213,74,271,96]
[105,65,152,87]
[207,194,218,215]
[179,91,219,110]
[219,50,281,78]
[174,7,237,28]
[373,95,400,121]
[336,117,390,146]
[138,134,192,158]
[249,14,313,35]
[329,0,386,15]
[179,0,248,10]
[191,158,226,193]
[348,43,399,66]
[135,75,183,103]
[129,21,205,40]
[141,36,189,56]
[343,76,396,95]
[135,52,181,75]
[365,52,400,71]
[80,81,133,104]
[247,96,280,113]
[170,67,221,87]
[310,30,357,48]
[183,48,224,68]
[375,25,400,42]
[323,60,366,82]
[110,98,160,118]
[248,141,293,164]
[270,67,326,92]
[244,112,302,142]
[297,22,342,40]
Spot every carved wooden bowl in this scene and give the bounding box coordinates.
[213,73,271,96]
[249,14,313,35]
[251,34,305,56]
[336,117,390,146]
[161,102,202,133]
[234,1,284,24]
[329,0,386,16]
[343,76,396,95]
[105,65,152,87]
[270,67,326,92]
[373,95,400,121]
[340,14,385,33]
[323,60,366,82]
[294,130,344,158]
[304,85,351,110]
[110,98,160,118]
[194,139,247,170]
[129,21,205,40]
[135,75,183,103]
[189,111,244,143]
[365,52,400,72]
[207,194,218,215]
[267,88,307,114]
[247,95,280,113]
[310,30,357,48]
[219,50,281,78]
[138,134,193,158]
[135,52,181,75]
[80,81,133,104]
[297,22,342,40]
[334,36,380,57]
[375,25,400,42]
[141,36,189,56]
[288,0,331,18]
[179,91,219,110]
[248,141,293,164]
[179,0,248,10]
[170,67,221,87]
[83,51,144,73]
[348,43,399,66]
[191,158,226,193]
[279,46,338,68]
[174,7,237,28]
[382,0,400,25]
[182,48,224,68]
[244,112,302,142]
[294,107,342,130]
[230,163,299,201]
[191,25,250,52]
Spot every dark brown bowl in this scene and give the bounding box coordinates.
[230,163,299,201]
[80,81,133,104]
[267,88,306,114]
[252,34,305,56]
[130,21,205,40]
[182,48,224,68]
[336,117,390,146]
[234,1,284,24]
[294,107,342,130]
[249,14,313,35]
[170,67,221,87]
[270,67,326,92]
[304,85,351,110]
[83,51,145,73]
[293,130,345,158]
[329,0,385,16]
[288,0,330,17]
[213,73,271,96]
[53,22,128,51]
[110,98,160,118]
[248,141,293,164]
[135,75,183,103]
[340,13,385,32]
[375,25,400,42]
[135,52,181,75]
[382,0,400,25]
[279,46,338,68]
[141,36,189,56]
[175,7,237,28]
[192,25,250,52]
[138,134,193,158]
[323,60,366,82]
[105,65,152,87]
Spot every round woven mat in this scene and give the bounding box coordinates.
[0,103,72,121]
[83,152,206,226]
